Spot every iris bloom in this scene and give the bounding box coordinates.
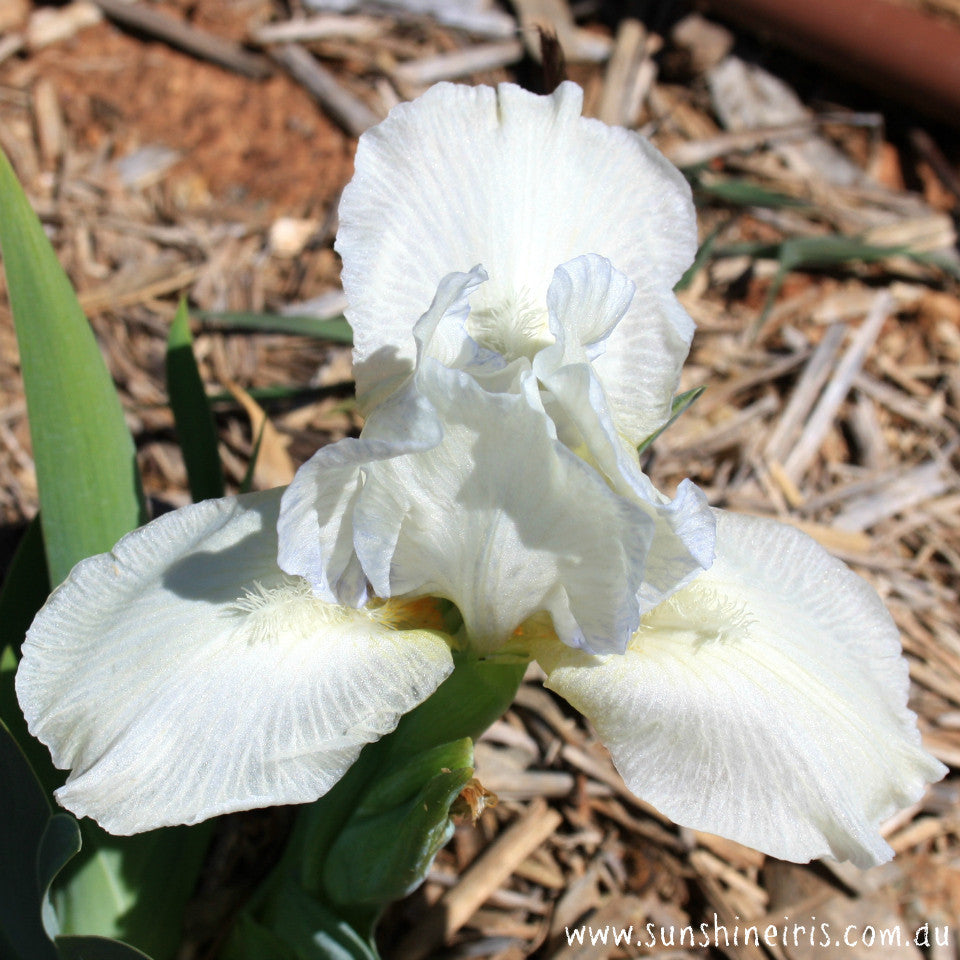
[17,83,944,866]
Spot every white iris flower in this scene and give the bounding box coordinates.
[15,82,944,866]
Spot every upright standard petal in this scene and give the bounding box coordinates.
[16,490,454,835]
[337,81,697,440]
[537,510,946,866]
[281,263,711,652]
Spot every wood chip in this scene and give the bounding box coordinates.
[271,43,379,136]
[597,19,651,127]
[89,0,272,78]
[252,14,386,44]
[764,322,848,464]
[26,1,101,49]
[393,798,563,960]
[510,0,611,63]
[221,378,296,488]
[393,39,524,88]
[832,459,955,531]
[32,77,64,170]
[782,292,892,483]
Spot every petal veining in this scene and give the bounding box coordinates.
[537,509,946,866]
[16,489,454,834]
[533,255,715,602]
[278,268,487,602]
[337,80,697,438]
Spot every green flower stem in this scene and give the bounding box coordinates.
[301,651,525,882]
[237,652,526,953]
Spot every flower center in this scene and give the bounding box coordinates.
[466,284,552,362]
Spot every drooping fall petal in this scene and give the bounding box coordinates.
[16,489,454,835]
[536,510,946,866]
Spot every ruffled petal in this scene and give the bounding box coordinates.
[540,254,635,362]
[278,268,487,602]
[634,479,715,611]
[16,490,454,835]
[534,254,661,489]
[537,510,946,866]
[534,255,715,603]
[592,280,695,446]
[353,362,655,654]
[337,80,697,434]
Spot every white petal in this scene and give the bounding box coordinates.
[538,510,945,866]
[277,269,486,601]
[353,363,655,654]
[534,255,715,602]
[540,254,635,365]
[592,281,695,445]
[534,255,668,490]
[634,479,715,611]
[16,490,454,835]
[337,80,697,431]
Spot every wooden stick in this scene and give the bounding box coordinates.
[89,0,272,79]
[598,19,647,126]
[393,40,524,88]
[832,460,953,532]
[782,291,891,483]
[764,321,848,463]
[0,33,25,66]
[252,14,385,45]
[271,44,379,137]
[393,798,562,960]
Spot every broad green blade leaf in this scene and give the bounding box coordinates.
[39,815,82,939]
[166,301,225,502]
[262,880,378,960]
[637,386,706,455]
[51,822,212,960]
[2,658,194,957]
[220,915,298,960]
[0,149,146,586]
[0,718,61,960]
[0,516,49,658]
[197,310,353,343]
[0,152,209,960]
[0,645,64,798]
[0,519,59,796]
[57,936,153,960]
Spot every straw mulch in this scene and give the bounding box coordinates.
[0,1,958,957]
